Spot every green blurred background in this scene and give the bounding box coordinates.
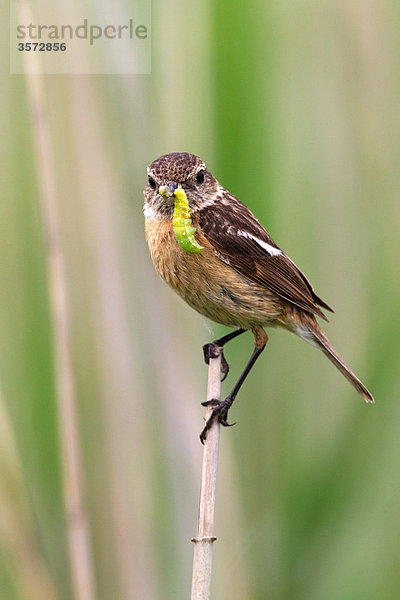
[2,1,400,599]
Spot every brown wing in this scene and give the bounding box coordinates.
[198,193,334,320]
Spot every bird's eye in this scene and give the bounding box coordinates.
[196,170,205,184]
[148,176,156,189]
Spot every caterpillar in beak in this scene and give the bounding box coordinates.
[172,185,204,254]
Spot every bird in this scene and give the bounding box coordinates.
[143,152,374,442]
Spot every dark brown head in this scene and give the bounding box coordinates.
[143,152,219,220]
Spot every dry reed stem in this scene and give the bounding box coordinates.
[191,347,221,600]
[20,3,96,596]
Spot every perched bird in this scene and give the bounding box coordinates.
[143,152,374,442]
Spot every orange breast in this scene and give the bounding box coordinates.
[145,217,283,328]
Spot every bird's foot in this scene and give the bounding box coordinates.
[202,342,230,382]
[199,397,235,444]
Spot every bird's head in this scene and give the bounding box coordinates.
[143,152,218,220]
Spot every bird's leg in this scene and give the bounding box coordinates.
[200,326,268,443]
[202,328,246,382]
[200,346,265,442]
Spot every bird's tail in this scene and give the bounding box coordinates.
[296,314,374,404]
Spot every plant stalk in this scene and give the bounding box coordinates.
[20,7,97,597]
[191,346,221,600]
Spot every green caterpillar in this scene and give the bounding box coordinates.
[172,185,204,253]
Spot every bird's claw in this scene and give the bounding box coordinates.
[202,343,230,382]
[200,398,235,444]
[220,353,229,382]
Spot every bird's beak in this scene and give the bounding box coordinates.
[158,181,178,199]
